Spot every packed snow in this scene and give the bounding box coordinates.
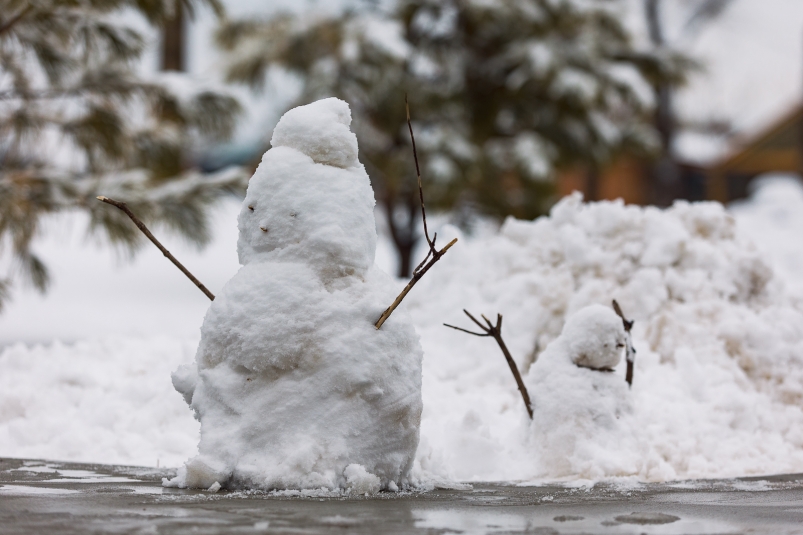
[411,190,803,482]
[165,98,423,492]
[4,172,803,485]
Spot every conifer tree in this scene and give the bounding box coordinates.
[0,0,242,311]
[217,0,688,277]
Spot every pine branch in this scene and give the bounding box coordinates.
[445,310,533,419]
[612,300,637,387]
[96,196,215,301]
[374,97,458,329]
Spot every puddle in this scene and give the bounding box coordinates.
[614,512,680,525]
[414,508,736,534]
[0,484,79,495]
[10,464,138,484]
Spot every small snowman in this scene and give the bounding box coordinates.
[525,304,638,478]
[165,98,423,492]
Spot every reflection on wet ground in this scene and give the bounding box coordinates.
[1,458,802,534]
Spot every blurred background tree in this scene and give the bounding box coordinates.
[643,0,732,205]
[0,0,244,311]
[216,0,690,277]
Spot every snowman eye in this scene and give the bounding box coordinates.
[248,205,254,212]
[616,343,625,348]
[260,226,268,233]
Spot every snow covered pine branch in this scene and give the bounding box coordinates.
[374,97,457,330]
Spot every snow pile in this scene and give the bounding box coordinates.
[731,174,803,297]
[0,337,199,468]
[411,193,803,482]
[166,98,423,492]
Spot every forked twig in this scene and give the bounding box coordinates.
[445,310,533,419]
[612,300,636,387]
[96,196,215,301]
[374,96,458,329]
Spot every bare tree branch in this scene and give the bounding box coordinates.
[405,94,436,255]
[612,299,636,387]
[375,97,458,329]
[375,236,457,329]
[444,309,533,419]
[443,323,489,337]
[96,196,215,301]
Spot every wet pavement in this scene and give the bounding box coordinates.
[1,457,802,534]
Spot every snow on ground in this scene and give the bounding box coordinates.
[410,187,803,483]
[3,178,803,482]
[0,337,199,468]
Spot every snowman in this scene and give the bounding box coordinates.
[165,98,423,492]
[525,304,638,478]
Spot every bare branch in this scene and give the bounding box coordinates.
[445,310,533,419]
[96,196,215,301]
[481,313,494,330]
[405,94,436,254]
[612,300,637,387]
[374,97,458,329]
[443,323,490,337]
[463,309,489,332]
[374,237,457,329]
[413,233,436,274]
[612,299,633,331]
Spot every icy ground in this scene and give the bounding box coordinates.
[2,176,803,483]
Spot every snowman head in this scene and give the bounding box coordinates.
[561,304,626,370]
[237,98,377,279]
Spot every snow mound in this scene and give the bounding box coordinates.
[0,337,199,468]
[167,99,423,492]
[410,193,803,482]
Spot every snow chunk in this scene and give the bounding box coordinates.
[271,97,358,169]
[344,464,381,495]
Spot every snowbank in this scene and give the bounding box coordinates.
[3,185,803,484]
[0,337,199,468]
[411,192,803,482]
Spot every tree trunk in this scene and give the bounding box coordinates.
[161,2,185,71]
[381,191,419,278]
[586,166,599,202]
[644,0,681,206]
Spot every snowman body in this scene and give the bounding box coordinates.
[525,305,637,478]
[167,98,423,491]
